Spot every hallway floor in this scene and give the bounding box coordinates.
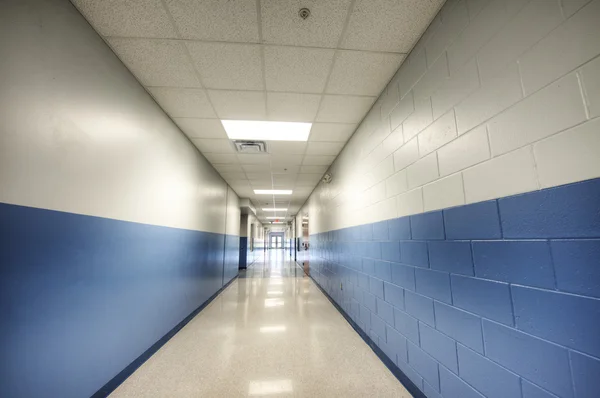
[110,250,411,397]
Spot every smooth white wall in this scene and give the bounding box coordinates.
[0,0,237,234]
[306,0,600,234]
[225,186,241,236]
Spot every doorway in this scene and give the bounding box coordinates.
[269,232,284,249]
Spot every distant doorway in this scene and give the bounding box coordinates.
[269,233,284,249]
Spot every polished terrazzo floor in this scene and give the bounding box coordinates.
[110,249,412,397]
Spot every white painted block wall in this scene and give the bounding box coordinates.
[306,0,600,234]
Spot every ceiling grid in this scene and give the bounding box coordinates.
[71,0,445,223]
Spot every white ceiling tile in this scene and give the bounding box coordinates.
[303,155,336,166]
[237,154,271,165]
[149,88,215,118]
[267,141,308,155]
[295,182,318,189]
[203,153,238,164]
[192,138,235,153]
[261,0,352,48]
[186,42,263,90]
[173,118,226,138]
[208,90,266,120]
[327,51,404,96]
[309,123,356,142]
[270,164,301,173]
[273,184,296,190]
[300,165,328,174]
[242,164,272,173]
[342,0,445,53]
[108,38,200,87]
[214,164,244,173]
[164,0,259,42]
[264,46,335,93]
[273,174,297,183]
[316,95,375,123]
[72,0,177,38]
[249,179,273,187]
[267,93,321,122]
[271,155,304,166]
[306,141,345,156]
[245,173,272,180]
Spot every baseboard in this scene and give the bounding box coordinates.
[91,275,239,398]
[300,265,427,398]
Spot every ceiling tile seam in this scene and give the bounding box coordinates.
[157,0,220,120]
[158,0,250,197]
[313,0,358,126]
[144,85,378,98]
[100,35,407,55]
[256,0,269,123]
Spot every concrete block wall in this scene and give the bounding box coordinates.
[310,180,600,398]
[306,0,600,233]
[305,1,600,397]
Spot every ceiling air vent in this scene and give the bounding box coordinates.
[233,140,268,153]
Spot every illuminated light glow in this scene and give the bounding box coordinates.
[266,217,287,219]
[248,380,293,395]
[222,120,311,141]
[254,190,293,195]
[267,290,283,296]
[262,208,287,211]
[264,299,285,307]
[259,325,287,333]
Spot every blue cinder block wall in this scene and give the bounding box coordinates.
[310,179,600,398]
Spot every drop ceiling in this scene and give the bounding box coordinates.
[72,0,444,223]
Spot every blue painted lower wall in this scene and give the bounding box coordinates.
[0,202,239,398]
[310,178,600,398]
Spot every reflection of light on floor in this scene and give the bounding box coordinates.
[248,379,293,396]
[259,325,286,333]
[267,290,283,296]
[269,280,283,285]
[264,298,284,307]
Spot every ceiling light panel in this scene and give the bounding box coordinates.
[262,208,288,211]
[222,120,311,141]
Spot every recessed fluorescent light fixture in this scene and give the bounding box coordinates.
[272,222,284,224]
[262,208,287,211]
[254,190,292,195]
[266,217,287,219]
[260,325,287,333]
[264,299,285,307]
[222,120,311,141]
[249,380,293,396]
